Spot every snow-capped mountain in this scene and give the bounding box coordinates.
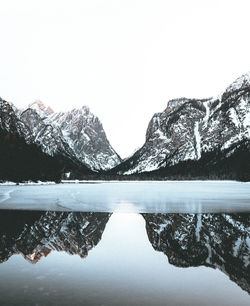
[142,213,250,294]
[113,72,250,175]
[24,101,121,171]
[49,106,121,171]
[0,98,92,181]
[1,98,120,175]
[20,106,79,160]
[28,100,54,116]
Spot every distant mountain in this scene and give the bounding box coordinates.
[112,72,250,180]
[142,213,250,294]
[0,97,121,181]
[28,100,54,116]
[49,106,121,171]
[23,100,121,171]
[0,98,92,181]
[0,210,111,264]
[1,71,250,181]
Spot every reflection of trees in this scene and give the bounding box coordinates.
[142,213,250,294]
[0,210,111,264]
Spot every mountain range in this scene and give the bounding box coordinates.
[0,71,249,181]
[111,71,250,180]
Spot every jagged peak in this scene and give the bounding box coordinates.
[165,97,211,114]
[28,100,54,116]
[225,71,250,93]
[166,98,190,111]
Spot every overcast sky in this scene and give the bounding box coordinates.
[0,0,250,158]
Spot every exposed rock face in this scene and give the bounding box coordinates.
[142,213,250,294]
[0,99,90,181]
[0,98,120,174]
[19,108,78,160]
[0,98,30,139]
[202,73,250,152]
[113,72,250,175]
[0,210,111,264]
[49,107,121,171]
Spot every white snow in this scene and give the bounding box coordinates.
[233,237,242,257]
[155,223,167,235]
[229,108,241,128]
[155,129,168,141]
[225,71,250,92]
[194,122,201,159]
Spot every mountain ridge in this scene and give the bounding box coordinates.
[110,71,250,179]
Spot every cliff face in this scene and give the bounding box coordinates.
[0,99,92,181]
[0,98,120,180]
[49,106,121,171]
[113,72,250,176]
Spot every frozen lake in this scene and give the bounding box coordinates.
[0,181,250,213]
[0,181,249,305]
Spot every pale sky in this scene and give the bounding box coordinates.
[0,0,250,158]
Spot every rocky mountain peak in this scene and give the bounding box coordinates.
[224,71,250,94]
[28,100,54,116]
[111,71,250,176]
[165,98,190,113]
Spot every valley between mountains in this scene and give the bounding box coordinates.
[0,72,250,181]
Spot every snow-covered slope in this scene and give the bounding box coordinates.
[114,72,250,174]
[0,98,120,172]
[49,107,121,171]
[20,107,79,160]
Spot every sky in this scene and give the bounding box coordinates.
[0,0,250,158]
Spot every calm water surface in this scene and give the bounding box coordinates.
[0,182,249,305]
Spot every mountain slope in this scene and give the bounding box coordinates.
[49,106,121,171]
[112,72,250,177]
[0,98,92,181]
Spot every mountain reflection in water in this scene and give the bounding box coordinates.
[0,209,249,305]
[142,213,250,294]
[0,210,111,264]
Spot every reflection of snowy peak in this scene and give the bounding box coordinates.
[143,213,250,294]
[0,211,111,263]
[49,107,121,171]
[114,72,250,175]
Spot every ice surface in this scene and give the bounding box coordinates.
[0,181,250,213]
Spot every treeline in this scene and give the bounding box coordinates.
[1,129,249,183]
[0,130,92,182]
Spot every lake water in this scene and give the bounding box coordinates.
[0,182,249,305]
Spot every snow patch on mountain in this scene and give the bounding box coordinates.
[194,122,201,159]
[225,71,250,93]
[48,107,121,170]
